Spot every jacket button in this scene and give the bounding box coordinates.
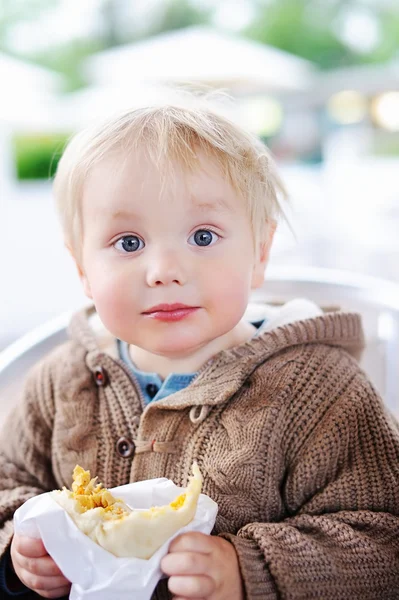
[94,366,108,387]
[116,436,135,458]
[146,383,159,398]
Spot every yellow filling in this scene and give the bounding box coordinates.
[66,465,189,519]
[170,493,186,509]
[67,465,128,516]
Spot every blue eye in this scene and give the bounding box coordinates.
[188,229,219,247]
[114,235,144,253]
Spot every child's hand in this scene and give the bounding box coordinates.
[10,533,71,599]
[161,532,244,600]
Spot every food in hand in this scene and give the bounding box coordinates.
[50,463,202,559]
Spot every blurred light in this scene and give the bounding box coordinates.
[238,97,283,137]
[327,91,368,125]
[334,7,381,54]
[371,92,399,131]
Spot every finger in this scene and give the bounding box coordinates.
[162,552,210,577]
[13,535,47,558]
[168,532,213,555]
[173,597,206,600]
[168,575,215,598]
[173,596,207,600]
[34,584,71,599]
[17,568,70,593]
[15,552,65,578]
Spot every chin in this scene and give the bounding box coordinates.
[147,336,208,358]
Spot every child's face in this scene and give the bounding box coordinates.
[76,149,272,357]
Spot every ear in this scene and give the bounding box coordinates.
[251,221,277,289]
[66,244,93,299]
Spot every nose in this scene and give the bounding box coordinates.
[146,248,186,287]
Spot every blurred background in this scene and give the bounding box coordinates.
[1,0,399,350]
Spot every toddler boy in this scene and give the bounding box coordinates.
[0,95,398,599]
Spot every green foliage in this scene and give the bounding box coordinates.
[2,0,399,90]
[145,0,212,37]
[33,39,107,92]
[245,0,399,70]
[245,0,355,69]
[13,133,70,180]
[371,6,399,64]
[373,132,399,156]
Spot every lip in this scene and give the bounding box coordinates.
[143,303,195,313]
[142,303,199,322]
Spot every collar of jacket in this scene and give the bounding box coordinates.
[67,305,365,411]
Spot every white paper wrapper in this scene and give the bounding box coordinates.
[13,477,218,600]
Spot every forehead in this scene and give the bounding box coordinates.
[82,147,240,215]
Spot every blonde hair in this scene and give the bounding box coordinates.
[53,91,287,260]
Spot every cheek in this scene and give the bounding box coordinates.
[84,262,137,335]
[202,258,252,315]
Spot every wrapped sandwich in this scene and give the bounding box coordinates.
[50,463,202,559]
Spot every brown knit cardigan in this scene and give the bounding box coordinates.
[0,306,399,599]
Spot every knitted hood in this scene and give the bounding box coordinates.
[67,302,365,412]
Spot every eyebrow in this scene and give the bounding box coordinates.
[111,210,139,220]
[110,196,232,221]
[190,197,232,213]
